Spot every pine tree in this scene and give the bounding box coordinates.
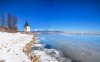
[12,15,18,31]
[7,12,12,29]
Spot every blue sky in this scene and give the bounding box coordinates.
[0,0,100,33]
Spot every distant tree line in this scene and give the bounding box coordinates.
[0,12,18,32]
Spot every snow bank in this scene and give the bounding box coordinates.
[0,32,33,62]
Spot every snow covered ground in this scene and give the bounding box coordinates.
[0,32,71,62]
[0,32,33,62]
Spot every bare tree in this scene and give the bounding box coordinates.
[1,12,5,27]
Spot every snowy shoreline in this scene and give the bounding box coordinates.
[0,32,71,62]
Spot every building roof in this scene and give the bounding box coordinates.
[24,21,29,27]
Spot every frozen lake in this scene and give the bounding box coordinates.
[37,34,100,62]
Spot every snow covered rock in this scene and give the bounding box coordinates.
[32,44,45,50]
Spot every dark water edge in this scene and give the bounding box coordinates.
[40,42,52,49]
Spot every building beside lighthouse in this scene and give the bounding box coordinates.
[24,20,30,32]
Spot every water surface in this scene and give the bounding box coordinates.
[37,34,100,62]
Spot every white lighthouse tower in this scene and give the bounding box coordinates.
[24,20,30,32]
